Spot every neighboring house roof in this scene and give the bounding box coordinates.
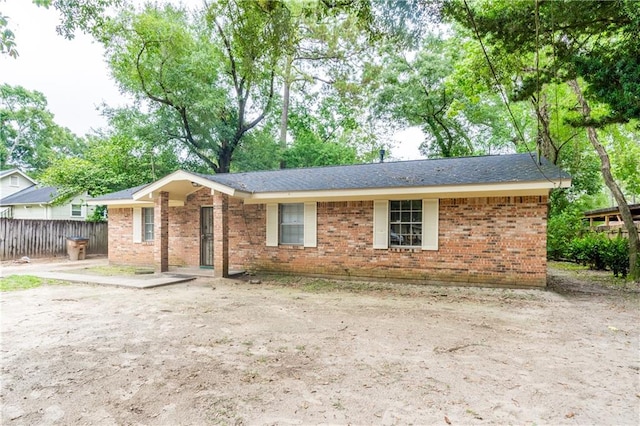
[583,203,640,222]
[0,185,59,205]
[0,168,37,185]
[91,154,571,206]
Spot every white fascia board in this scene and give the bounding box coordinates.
[86,199,155,207]
[131,170,245,200]
[241,179,570,204]
[3,169,37,185]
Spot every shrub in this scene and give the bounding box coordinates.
[603,237,629,278]
[547,209,584,260]
[568,233,607,270]
[568,233,630,278]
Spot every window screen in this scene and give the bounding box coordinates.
[389,200,422,247]
[279,203,304,245]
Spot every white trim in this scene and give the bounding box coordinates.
[132,170,249,200]
[70,203,84,218]
[421,199,439,251]
[241,180,568,204]
[9,175,19,187]
[266,204,278,247]
[132,208,142,243]
[373,200,389,249]
[303,202,317,248]
[2,169,37,186]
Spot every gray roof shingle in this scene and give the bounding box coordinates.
[93,153,570,201]
[201,153,569,193]
[92,184,150,201]
[0,186,59,205]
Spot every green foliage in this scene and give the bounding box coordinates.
[231,129,282,172]
[547,208,583,260]
[282,100,361,168]
[0,14,18,58]
[604,238,631,279]
[368,32,517,158]
[568,234,630,278]
[99,1,294,173]
[40,107,182,202]
[0,84,81,174]
[445,0,640,125]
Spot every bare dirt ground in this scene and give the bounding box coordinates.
[1,266,639,425]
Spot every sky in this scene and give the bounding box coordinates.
[1,0,425,160]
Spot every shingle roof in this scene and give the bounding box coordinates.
[200,153,569,193]
[0,186,59,205]
[92,184,150,201]
[93,153,570,202]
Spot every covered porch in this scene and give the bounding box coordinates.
[132,171,239,278]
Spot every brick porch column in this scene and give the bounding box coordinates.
[154,191,169,272]
[213,190,229,278]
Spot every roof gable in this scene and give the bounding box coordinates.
[0,169,38,185]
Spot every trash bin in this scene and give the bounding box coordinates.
[67,237,89,261]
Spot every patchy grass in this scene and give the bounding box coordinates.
[548,261,590,272]
[261,274,430,296]
[78,265,154,276]
[0,275,65,292]
[548,261,639,292]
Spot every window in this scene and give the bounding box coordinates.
[389,200,422,247]
[373,199,438,250]
[279,203,304,245]
[143,207,154,241]
[10,175,18,186]
[71,204,83,217]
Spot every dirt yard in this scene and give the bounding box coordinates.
[1,267,639,425]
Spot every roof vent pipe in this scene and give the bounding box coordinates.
[379,149,386,163]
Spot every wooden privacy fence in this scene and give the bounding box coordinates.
[588,224,640,240]
[0,219,108,260]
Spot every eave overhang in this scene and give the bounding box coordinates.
[89,172,570,207]
[239,179,570,204]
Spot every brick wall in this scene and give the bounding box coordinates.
[229,196,548,287]
[108,193,548,287]
[107,208,154,265]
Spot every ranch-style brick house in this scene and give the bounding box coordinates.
[91,153,571,287]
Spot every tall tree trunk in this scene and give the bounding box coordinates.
[532,94,558,164]
[569,79,639,280]
[279,57,292,150]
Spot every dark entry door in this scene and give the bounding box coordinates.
[200,207,214,267]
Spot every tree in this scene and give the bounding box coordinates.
[0,84,80,173]
[368,32,517,158]
[445,0,640,279]
[40,106,182,200]
[98,1,293,173]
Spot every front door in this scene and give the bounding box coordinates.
[200,207,214,267]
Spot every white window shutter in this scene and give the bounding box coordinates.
[422,199,439,250]
[132,208,142,243]
[303,202,317,247]
[373,200,389,249]
[266,203,278,247]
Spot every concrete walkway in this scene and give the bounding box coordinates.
[0,257,197,289]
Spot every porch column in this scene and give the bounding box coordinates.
[154,191,169,272]
[213,190,229,278]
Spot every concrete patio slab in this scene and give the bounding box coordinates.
[19,271,196,289]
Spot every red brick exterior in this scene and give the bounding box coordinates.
[107,189,549,287]
[213,191,229,277]
[154,191,169,272]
